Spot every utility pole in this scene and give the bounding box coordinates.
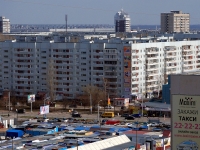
[8,91,10,114]
[89,93,92,114]
[98,100,102,125]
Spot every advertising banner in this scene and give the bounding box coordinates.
[40,105,49,115]
[108,98,110,105]
[172,95,200,150]
[123,46,131,97]
[27,94,35,103]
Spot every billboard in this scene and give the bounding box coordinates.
[27,94,35,103]
[108,98,110,105]
[172,95,200,149]
[40,105,49,115]
[123,46,131,97]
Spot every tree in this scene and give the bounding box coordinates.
[82,85,104,113]
[76,94,90,109]
[46,59,57,102]
[61,99,70,110]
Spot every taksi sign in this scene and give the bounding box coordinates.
[172,95,200,150]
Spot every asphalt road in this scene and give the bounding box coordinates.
[0,109,171,124]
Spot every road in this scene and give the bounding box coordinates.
[0,109,171,124]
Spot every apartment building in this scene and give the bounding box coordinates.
[0,16,10,33]
[161,11,190,33]
[114,9,131,32]
[0,33,200,100]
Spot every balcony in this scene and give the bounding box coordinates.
[132,87,138,90]
[166,58,176,63]
[146,49,159,54]
[183,66,193,71]
[165,46,176,52]
[166,52,176,57]
[147,84,158,88]
[184,61,193,66]
[146,60,159,65]
[146,65,159,71]
[183,52,193,56]
[146,54,159,59]
[183,56,193,61]
[196,56,200,60]
[147,71,159,76]
[182,45,191,51]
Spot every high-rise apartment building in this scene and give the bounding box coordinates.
[114,9,131,32]
[0,16,10,33]
[161,11,190,33]
[0,33,200,100]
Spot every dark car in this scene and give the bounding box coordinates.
[72,114,82,118]
[125,115,135,120]
[71,110,79,115]
[132,114,141,118]
[121,113,130,117]
[17,109,25,114]
[101,119,108,125]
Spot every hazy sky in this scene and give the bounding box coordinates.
[1,0,200,25]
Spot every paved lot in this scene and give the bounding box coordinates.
[0,109,171,124]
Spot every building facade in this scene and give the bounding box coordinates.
[161,11,190,33]
[0,33,200,100]
[114,9,131,32]
[0,16,10,33]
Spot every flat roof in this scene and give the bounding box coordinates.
[102,141,134,150]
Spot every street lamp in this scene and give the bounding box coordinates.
[135,121,139,150]
[98,100,102,125]
[16,109,18,126]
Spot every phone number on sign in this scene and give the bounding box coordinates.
[174,122,200,129]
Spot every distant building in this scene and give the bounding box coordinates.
[0,16,10,33]
[114,9,131,32]
[161,11,190,33]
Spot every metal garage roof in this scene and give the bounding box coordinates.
[68,134,131,150]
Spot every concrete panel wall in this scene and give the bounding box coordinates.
[171,74,200,95]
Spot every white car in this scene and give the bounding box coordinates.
[126,123,137,128]
[149,122,159,127]
[105,106,114,109]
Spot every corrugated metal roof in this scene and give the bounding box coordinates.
[68,134,131,150]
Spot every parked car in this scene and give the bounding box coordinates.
[67,118,74,123]
[125,115,135,120]
[105,106,114,109]
[105,120,120,125]
[101,119,108,125]
[149,122,159,127]
[131,114,141,118]
[152,128,162,132]
[126,123,137,128]
[48,118,61,123]
[72,114,82,118]
[101,112,114,118]
[17,109,25,114]
[71,110,79,115]
[121,113,130,117]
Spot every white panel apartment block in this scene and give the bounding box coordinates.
[0,33,200,100]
